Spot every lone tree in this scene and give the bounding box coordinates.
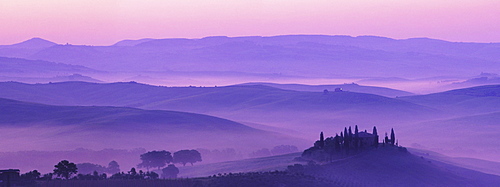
[162,164,179,178]
[390,128,396,145]
[319,132,325,148]
[173,150,202,166]
[53,160,78,179]
[107,161,120,174]
[138,150,173,171]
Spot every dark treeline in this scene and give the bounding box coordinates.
[5,149,203,186]
[302,126,399,162]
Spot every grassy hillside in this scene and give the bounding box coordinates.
[177,152,301,178]
[0,81,440,139]
[172,146,499,186]
[0,97,256,132]
[0,97,307,154]
[0,81,437,119]
[408,148,500,176]
[399,84,500,115]
[402,112,500,162]
[303,146,500,186]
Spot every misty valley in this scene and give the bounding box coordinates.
[0,35,499,186]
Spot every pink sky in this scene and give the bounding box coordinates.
[1,0,499,45]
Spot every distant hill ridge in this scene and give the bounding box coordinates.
[240,82,414,97]
[0,35,498,78]
[0,97,257,132]
[3,37,57,49]
[0,81,435,116]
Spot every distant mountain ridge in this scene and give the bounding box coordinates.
[1,37,57,49]
[0,35,497,79]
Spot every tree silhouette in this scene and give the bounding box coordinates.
[354,125,359,149]
[138,150,173,171]
[107,161,120,174]
[390,128,395,145]
[76,163,106,174]
[373,126,379,147]
[319,132,325,148]
[53,160,78,179]
[173,150,202,166]
[20,170,41,181]
[162,164,179,178]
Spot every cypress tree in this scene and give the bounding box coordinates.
[340,132,344,144]
[390,128,395,145]
[354,125,359,150]
[343,127,348,143]
[384,132,389,145]
[319,132,325,148]
[373,126,379,147]
[344,127,349,153]
[334,134,341,152]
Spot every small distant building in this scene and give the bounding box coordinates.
[334,88,343,92]
[358,131,377,147]
[0,169,20,187]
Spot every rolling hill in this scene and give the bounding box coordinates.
[2,81,498,162]
[0,97,306,153]
[0,81,439,128]
[0,56,98,74]
[0,81,430,111]
[240,82,414,97]
[402,112,500,162]
[399,84,500,115]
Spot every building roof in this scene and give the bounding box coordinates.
[358,131,376,138]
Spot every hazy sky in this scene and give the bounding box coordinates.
[1,0,499,45]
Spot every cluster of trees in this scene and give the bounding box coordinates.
[20,160,167,181]
[109,168,159,180]
[302,126,397,162]
[17,149,202,183]
[137,149,202,171]
[76,161,120,175]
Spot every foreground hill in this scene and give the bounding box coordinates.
[304,146,500,186]
[0,97,305,153]
[408,148,500,176]
[177,147,500,186]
